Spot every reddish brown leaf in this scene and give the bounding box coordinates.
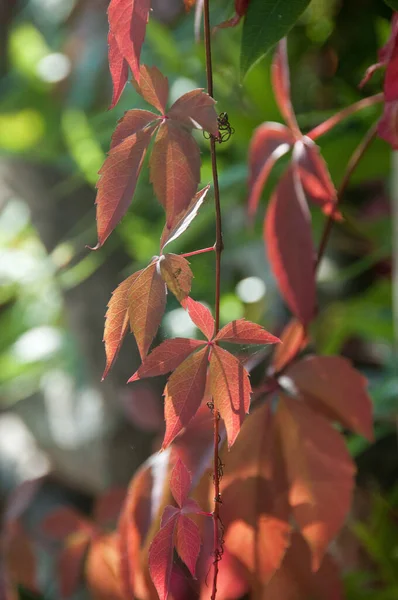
[175,515,201,577]
[160,186,210,251]
[170,458,192,508]
[5,523,39,595]
[270,319,307,374]
[220,403,291,584]
[182,296,215,340]
[265,166,316,326]
[276,394,356,570]
[110,109,158,150]
[107,31,128,109]
[150,121,201,225]
[86,534,124,600]
[272,39,301,138]
[160,253,193,302]
[42,507,93,539]
[215,319,280,346]
[103,270,143,380]
[209,345,251,447]
[133,65,169,114]
[247,122,294,221]
[129,337,206,382]
[128,262,167,360]
[261,533,343,600]
[108,0,151,82]
[148,515,177,600]
[58,534,90,599]
[95,121,157,247]
[163,346,210,448]
[286,356,373,440]
[293,138,340,218]
[94,488,127,529]
[168,89,218,137]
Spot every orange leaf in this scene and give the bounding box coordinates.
[276,395,356,570]
[133,65,169,114]
[128,262,167,360]
[270,319,306,374]
[102,270,143,380]
[86,534,124,600]
[168,89,218,137]
[286,356,373,441]
[150,121,200,225]
[215,319,280,346]
[209,345,251,447]
[183,296,215,340]
[163,346,210,448]
[110,108,158,150]
[160,253,193,302]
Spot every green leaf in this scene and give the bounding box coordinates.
[384,0,398,10]
[240,0,311,77]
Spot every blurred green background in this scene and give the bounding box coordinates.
[0,0,396,598]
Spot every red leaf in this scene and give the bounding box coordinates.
[110,109,158,150]
[215,319,280,346]
[107,31,128,109]
[128,262,167,360]
[160,253,193,302]
[5,523,39,595]
[129,337,206,382]
[378,100,398,149]
[42,507,93,540]
[286,356,373,440]
[150,121,201,225]
[148,515,177,600]
[272,39,301,138]
[175,515,201,577]
[209,345,251,447]
[182,297,215,340]
[102,270,143,380]
[293,138,340,218]
[133,65,169,114]
[108,0,151,82]
[170,458,192,508]
[247,122,294,220]
[270,319,307,374]
[265,166,316,326]
[94,488,127,529]
[276,395,356,570]
[58,535,90,598]
[95,121,157,247]
[163,346,210,448]
[160,186,210,251]
[168,89,218,137]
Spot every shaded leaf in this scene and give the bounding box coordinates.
[247,122,294,221]
[168,89,218,136]
[110,109,158,150]
[108,0,151,82]
[286,356,373,440]
[5,523,39,595]
[86,534,124,600]
[170,458,192,508]
[133,65,169,114]
[276,394,356,569]
[94,488,127,529]
[241,0,311,77]
[108,31,128,109]
[183,297,215,340]
[148,515,177,600]
[160,254,193,302]
[175,515,201,577]
[103,270,143,380]
[270,319,306,374]
[58,535,90,599]
[272,38,301,136]
[160,186,210,251]
[42,507,93,539]
[209,345,251,447]
[129,337,206,382]
[265,166,316,326]
[163,346,210,448]
[128,262,167,360]
[215,319,280,346]
[150,121,201,225]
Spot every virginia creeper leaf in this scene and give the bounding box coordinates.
[129,338,206,382]
[108,0,151,82]
[148,515,177,600]
[163,346,209,448]
[168,89,219,137]
[103,270,143,380]
[95,121,157,247]
[128,262,167,360]
[85,534,124,600]
[247,122,294,220]
[270,319,306,374]
[215,319,280,345]
[160,185,210,251]
[58,535,91,599]
[209,345,251,447]
[110,109,158,150]
[160,254,193,302]
[271,38,301,136]
[175,515,201,578]
[93,488,127,529]
[276,395,356,570]
[133,65,169,114]
[107,31,128,109]
[241,0,311,77]
[150,121,201,225]
[42,507,93,539]
[170,458,192,508]
[182,297,215,340]
[265,166,316,326]
[286,356,373,440]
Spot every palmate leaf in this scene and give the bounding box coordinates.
[132,64,169,114]
[159,253,193,303]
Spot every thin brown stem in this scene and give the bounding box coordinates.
[203,0,223,598]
